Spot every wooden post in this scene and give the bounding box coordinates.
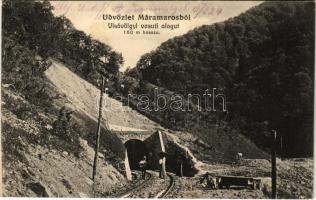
[158,131,167,179]
[271,130,277,199]
[280,135,283,159]
[180,162,183,177]
[92,77,105,182]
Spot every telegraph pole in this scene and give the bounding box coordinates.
[92,77,105,182]
[271,130,277,199]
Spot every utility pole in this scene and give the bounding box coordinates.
[271,130,277,199]
[92,77,105,182]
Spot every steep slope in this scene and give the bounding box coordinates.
[1,87,126,197]
[45,60,159,132]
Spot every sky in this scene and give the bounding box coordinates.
[51,1,262,71]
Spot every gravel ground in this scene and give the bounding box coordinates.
[165,176,265,198]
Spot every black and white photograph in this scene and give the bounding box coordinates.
[1,0,315,198]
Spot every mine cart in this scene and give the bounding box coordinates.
[216,176,261,190]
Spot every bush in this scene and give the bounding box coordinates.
[52,107,81,143]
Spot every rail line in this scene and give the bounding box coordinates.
[156,173,175,198]
[119,171,153,198]
[118,171,176,198]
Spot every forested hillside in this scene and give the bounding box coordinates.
[130,2,315,157]
[3,0,123,87]
[2,0,314,197]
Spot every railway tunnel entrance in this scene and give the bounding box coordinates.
[124,139,148,170]
[143,131,198,177]
[122,131,199,179]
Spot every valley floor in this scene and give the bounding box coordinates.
[167,158,313,198]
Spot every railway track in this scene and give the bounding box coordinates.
[119,171,154,198]
[156,173,175,198]
[119,171,175,198]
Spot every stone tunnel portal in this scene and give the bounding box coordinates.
[124,139,148,170]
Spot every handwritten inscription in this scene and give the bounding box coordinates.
[53,2,223,20]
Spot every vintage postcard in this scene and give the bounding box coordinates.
[1,0,314,198]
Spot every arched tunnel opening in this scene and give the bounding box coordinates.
[143,131,198,177]
[164,141,198,177]
[123,132,198,178]
[124,139,148,170]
